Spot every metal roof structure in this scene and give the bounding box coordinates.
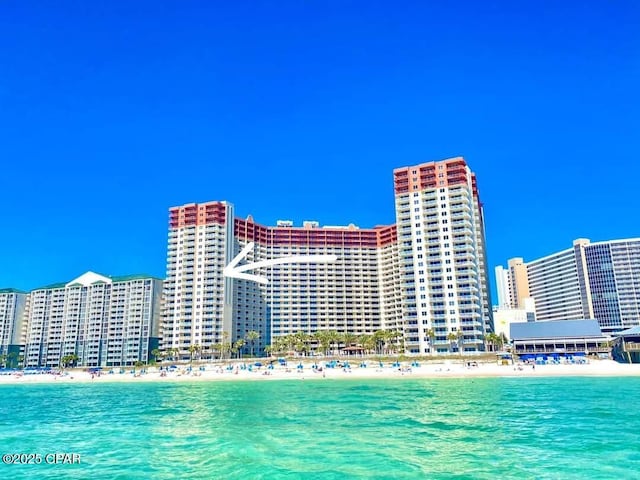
[614,326,640,337]
[510,319,604,341]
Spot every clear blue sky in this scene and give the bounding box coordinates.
[1,1,638,294]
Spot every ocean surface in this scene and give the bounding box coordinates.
[1,377,639,479]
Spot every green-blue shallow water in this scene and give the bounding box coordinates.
[1,377,639,479]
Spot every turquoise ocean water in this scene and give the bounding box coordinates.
[1,377,639,479]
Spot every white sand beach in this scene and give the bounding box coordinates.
[2,358,640,385]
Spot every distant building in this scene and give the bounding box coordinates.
[492,298,536,340]
[497,238,640,334]
[510,319,609,358]
[495,257,530,309]
[24,272,162,368]
[0,289,27,367]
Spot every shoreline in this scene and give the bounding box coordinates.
[2,359,640,385]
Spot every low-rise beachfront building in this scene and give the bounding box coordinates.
[510,319,609,361]
[611,327,640,364]
[24,272,162,368]
[0,288,28,367]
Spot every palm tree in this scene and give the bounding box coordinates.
[341,333,358,355]
[388,330,404,354]
[245,330,260,357]
[314,330,331,356]
[188,344,201,364]
[134,360,144,373]
[7,351,19,369]
[293,331,310,357]
[326,330,341,356]
[211,343,222,360]
[221,332,231,360]
[374,330,396,355]
[151,348,162,364]
[456,330,465,359]
[234,339,246,359]
[0,354,7,368]
[425,328,436,355]
[447,332,458,355]
[60,354,79,369]
[359,334,376,355]
[498,333,508,351]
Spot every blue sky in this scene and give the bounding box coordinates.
[0,1,638,294]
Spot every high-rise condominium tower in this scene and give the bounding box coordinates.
[393,157,492,354]
[162,202,236,360]
[162,203,401,359]
[24,272,162,368]
[498,238,640,334]
[162,156,492,357]
[0,289,27,366]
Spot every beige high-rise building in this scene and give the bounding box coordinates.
[496,258,530,309]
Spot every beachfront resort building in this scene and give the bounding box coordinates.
[162,201,402,359]
[497,238,640,334]
[0,289,28,367]
[163,156,492,357]
[23,272,163,368]
[510,319,609,359]
[393,157,493,354]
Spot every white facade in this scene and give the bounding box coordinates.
[394,158,492,355]
[495,266,511,308]
[526,246,588,321]
[163,158,492,357]
[24,272,162,367]
[266,243,386,338]
[500,238,640,334]
[492,298,536,340]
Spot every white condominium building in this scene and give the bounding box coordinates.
[0,289,27,365]
[498,238,640,334]
[24,272,162,368]
[162,202,236,360]
[163,157,492,357]
[527,242,591,322]
[164,205,401,358]
[393,157,493,354]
